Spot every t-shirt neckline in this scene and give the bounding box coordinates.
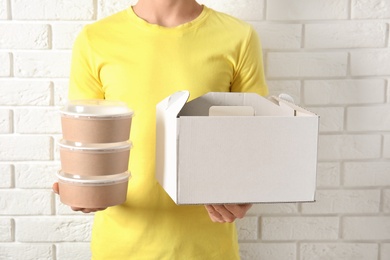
[127,5,210,33]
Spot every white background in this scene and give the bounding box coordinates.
[0,0,390,259]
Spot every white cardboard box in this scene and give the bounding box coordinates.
[156,91,319,204]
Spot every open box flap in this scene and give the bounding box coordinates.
[157,90,190,115]
[270,96,317,117]
[156,91,190,201]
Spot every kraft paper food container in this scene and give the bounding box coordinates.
[60,99,134,143]
[59,139,131,176]
[57,171,130,208]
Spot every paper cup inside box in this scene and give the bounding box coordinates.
[60,99,133,143]
[59,140,131,176]
[57,171,130,208]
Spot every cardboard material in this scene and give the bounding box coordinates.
[59,140,131,176]
[57,171,130,208]
[61,116,132,143]
[156,91,319,205]
[60,99,133,143]
[209,106,255,116]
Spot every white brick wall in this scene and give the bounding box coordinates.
[0,0,389,259]
[0,52,10,76]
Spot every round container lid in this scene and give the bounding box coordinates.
[57,171,130,185]
[60,99,134,118]
[58,139,132,152]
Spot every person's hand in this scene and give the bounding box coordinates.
[204,204,252,223]
[52,182,107,213]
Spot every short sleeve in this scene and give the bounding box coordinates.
[230,26,268,96]
[68,26,105,100]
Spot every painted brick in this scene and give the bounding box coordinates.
[0,190,52,215]
[300,243,378,260]
[14,108,61,134]
[56,243,91,260]
[342,216,390,240]
[308,107,344,132]
[352,0,390,19]
[301,190,380,214]
[0,218,12,242]
[384,189,390,213]
[0,164,12,188]
[13,51,71,78]
[1,0,390,255]
[0,0,8,19]
[381,243,390,260]
[304,79,386,105]
[52,23,85,50]
[388,80,390,102]
[239,243,296,260]
[11,0,95,20]
[316,162,341,187]
[266,80,301,104]
[347,105,390,131]
[385,135,390,158]
[0,52,11,76]
[0,244,53,259]
[97,0,136,19]
[249,203,299,215]
[351,50,390,76]
[198,0,265,21]
[236,217,258,241]
[15,217,93,242]
[0,80,52,105]
[0,135,52,161]
[53,79,70,105]
[250,22,302,50]
[267,52,348,78]
[14,163,59,188]
[344,162,390,187]
[383,189,390,213]
[0,23,49,49]
[53,135,61,161]
[267,0,348,20]
[0,109,12,133]
[305,22,387,48]
[318,135,381,161]
[261,217,339,240]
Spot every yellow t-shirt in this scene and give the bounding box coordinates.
[69,5,268,260]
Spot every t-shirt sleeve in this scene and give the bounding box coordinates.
[68,27,105,100]
[230,26,269,97]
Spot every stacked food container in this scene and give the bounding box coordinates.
[58,100,134,208]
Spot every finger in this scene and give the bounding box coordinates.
[71,207,107,213]
[84,208,107,213]
[88,208,107,212]
[213,205,236,223]
[52,182,59,194]
[205,205,225,223]
[81,208,94,213]
[71,206,85,212]
[225,204,253,219]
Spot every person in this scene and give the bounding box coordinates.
[53,0,268,258]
